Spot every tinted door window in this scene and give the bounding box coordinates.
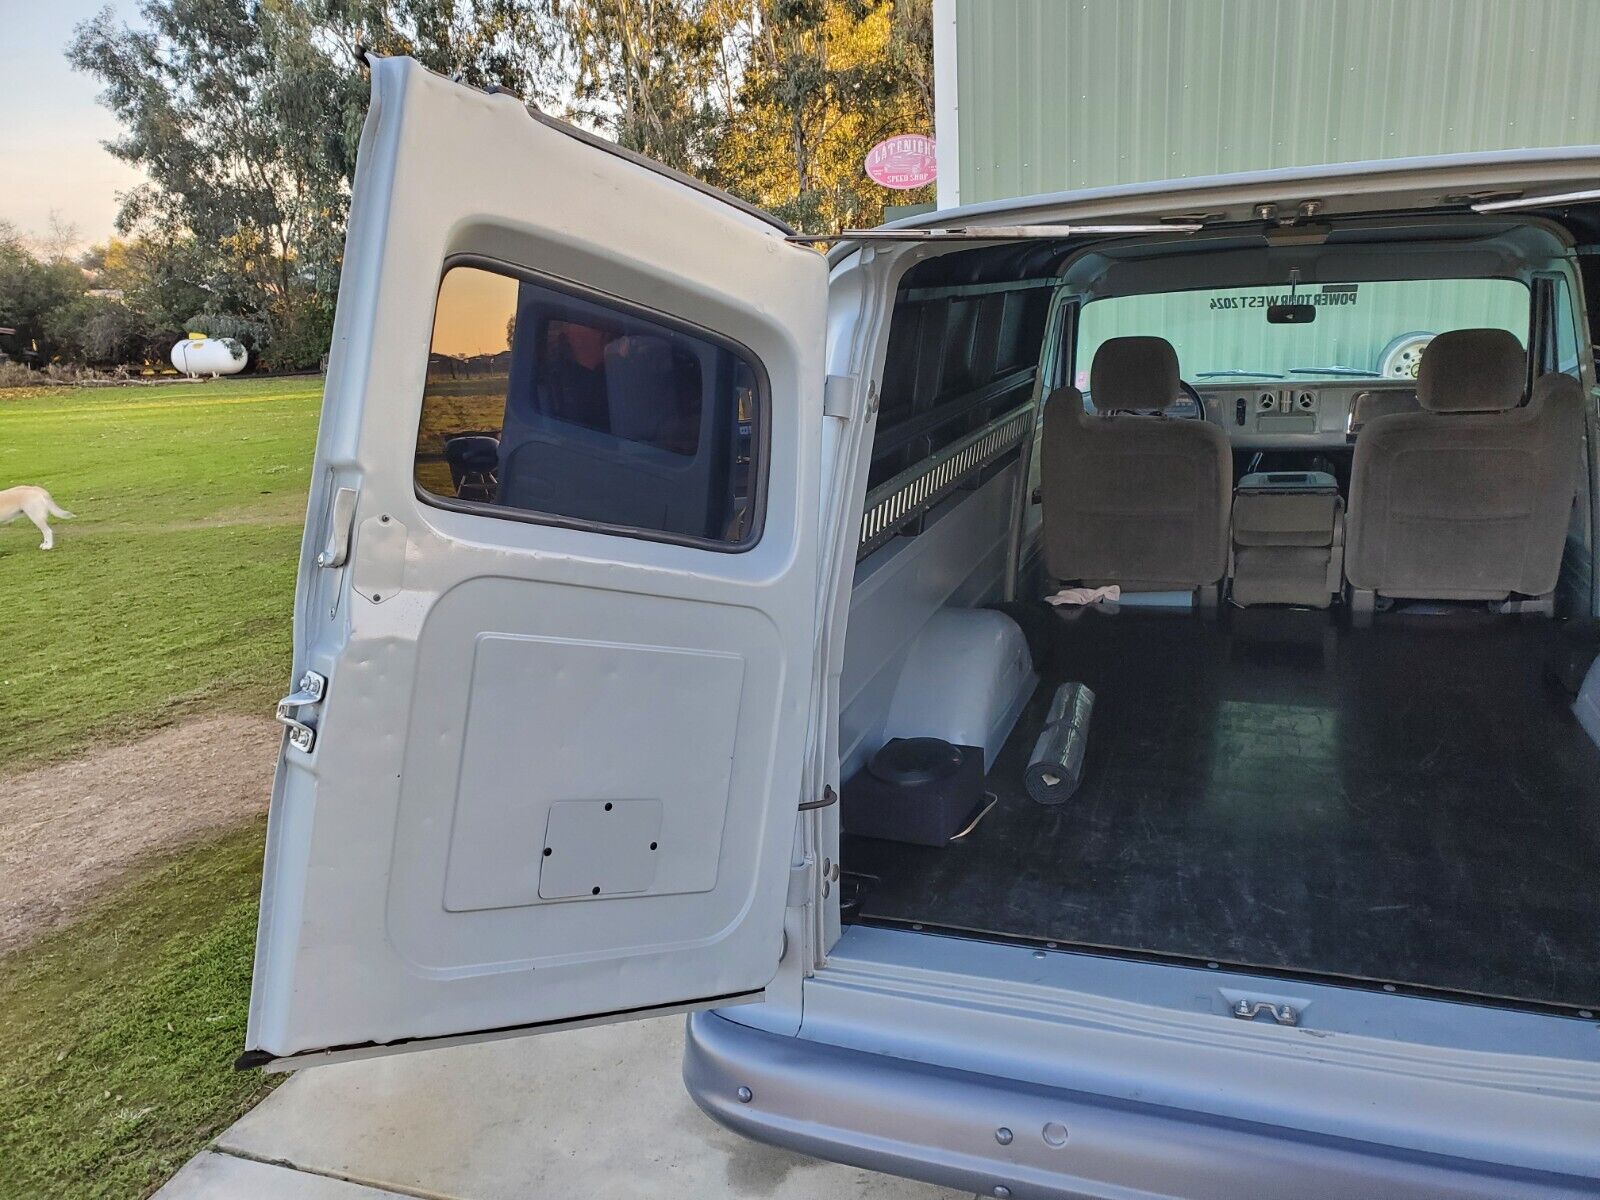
[415,263,763,547]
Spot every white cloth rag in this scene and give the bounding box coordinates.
[1045,584,1122,607]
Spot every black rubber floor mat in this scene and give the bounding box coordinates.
[844,606,1600,1009]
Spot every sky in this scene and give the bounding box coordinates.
[1,0,145,250]
[432,267,519,358]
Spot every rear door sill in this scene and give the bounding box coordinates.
[790,925,1600,1182]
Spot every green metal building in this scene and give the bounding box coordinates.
[929,0,1600,376]
[933,0,1600,209]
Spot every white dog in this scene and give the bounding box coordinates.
[0,486,75,550]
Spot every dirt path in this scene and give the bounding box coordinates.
[0,714,279,954]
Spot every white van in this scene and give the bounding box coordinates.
[244,57,1600,1199]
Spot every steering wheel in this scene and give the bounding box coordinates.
[1177,378,1205,417]
[1101,379,1209,417]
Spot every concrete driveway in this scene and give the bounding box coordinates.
[157,1016,966,1199]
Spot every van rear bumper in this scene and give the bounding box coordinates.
[684,1010,1597,1200]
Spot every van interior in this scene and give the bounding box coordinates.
[833,208,1600,1015]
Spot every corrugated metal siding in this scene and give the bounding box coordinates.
[954,0,1600,205]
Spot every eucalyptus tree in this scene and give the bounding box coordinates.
[556,0,737,172]
[68,0,559,366]
[709,0,936,233]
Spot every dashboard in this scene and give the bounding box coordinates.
[1193,381,1420,450]
[1080,380,1423,450]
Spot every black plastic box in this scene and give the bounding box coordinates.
[841,738,987,847]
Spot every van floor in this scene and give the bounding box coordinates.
[841,605,1600,1010]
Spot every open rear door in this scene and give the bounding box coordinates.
[243,57,826,1067]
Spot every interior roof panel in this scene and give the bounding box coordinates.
[893,216,1575,296]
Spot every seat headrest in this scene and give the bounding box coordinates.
[1043,385,1086,416]
[1417,329,1525,413]
[1090,336,1180,412]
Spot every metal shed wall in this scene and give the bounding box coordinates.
[937,0,1600,207]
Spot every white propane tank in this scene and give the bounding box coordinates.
[170,336,247,377]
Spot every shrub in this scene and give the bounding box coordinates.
[261,299,334,372]
[42,296,149,366]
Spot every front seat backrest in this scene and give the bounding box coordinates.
[1346,328,1584,601]
[1040,336,1232,591]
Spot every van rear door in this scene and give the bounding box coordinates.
[243,56,827,1068]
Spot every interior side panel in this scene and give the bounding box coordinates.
[839,467,1019,780]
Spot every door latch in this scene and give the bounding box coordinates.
[315,487,359,568]
[798,785,837,812]
[1231,998,1300,1026]
[275,670,327,753]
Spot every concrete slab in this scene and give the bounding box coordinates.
[199,1016,964,1199]
[158,1151,416,1199]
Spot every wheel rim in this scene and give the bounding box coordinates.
[1379,333,1433,379]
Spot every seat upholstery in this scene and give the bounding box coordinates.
[1040,337,1232,591]
[1230,486,1345,608]
[1346,328,1585,601]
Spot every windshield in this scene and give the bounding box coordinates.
[1076,278,1529,386]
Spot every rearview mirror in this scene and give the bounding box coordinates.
[1267,303,1316,325]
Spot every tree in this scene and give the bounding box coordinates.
[557,0,736,172]
[81,233,219,345]
[56,0,935,367]
[886,0,932,123]
[707,0,936,234]
[0,223,90,363]
[552,0,936,234]
[68,0,559,368]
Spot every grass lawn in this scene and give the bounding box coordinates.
[0,820,276,1200]
[0,377,322,1198]
[0,376,321,769]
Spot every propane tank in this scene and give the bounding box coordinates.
[170,335,247,378]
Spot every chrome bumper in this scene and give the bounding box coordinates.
[683,1011,1595,1200]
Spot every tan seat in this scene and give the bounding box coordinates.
[1039,337,1232,593]
[1346,328,1584,605]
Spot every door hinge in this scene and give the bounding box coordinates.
[275,670,327,753]
[787,856,816,906]
[823,374,858,420]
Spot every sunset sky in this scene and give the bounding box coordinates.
[432,267,519,359]
[1,0,145,250]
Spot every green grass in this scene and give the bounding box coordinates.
[0,377,321,770]
[0,378,322,1197]
[0,819,279,1200]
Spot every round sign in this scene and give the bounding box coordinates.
[865,134,937,190]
